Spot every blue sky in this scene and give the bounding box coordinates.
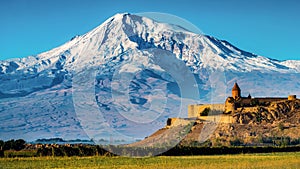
[0,0,299,61]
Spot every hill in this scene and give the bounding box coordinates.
[130,100,300,147]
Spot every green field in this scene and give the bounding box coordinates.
[0,152,299,169]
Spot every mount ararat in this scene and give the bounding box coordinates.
[0,13,299,143]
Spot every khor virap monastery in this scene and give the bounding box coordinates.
[175,82,299,125]
[224,82,297,114]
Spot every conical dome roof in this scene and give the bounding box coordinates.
[232,82,240,91]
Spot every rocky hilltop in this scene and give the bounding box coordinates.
[207,100,300,146]
[130,99,300,147]
[233,100,300,125]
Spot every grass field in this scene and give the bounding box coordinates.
[0,152,299,169]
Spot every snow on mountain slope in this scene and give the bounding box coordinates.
[1,13,298,75]
[0,13,299,142]
[281,60,300,72]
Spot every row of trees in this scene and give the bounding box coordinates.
[1,138,300,157]
[35,145,300,157]
[162,145,300,156]
[36,145,111,157]
[0,139,26,151]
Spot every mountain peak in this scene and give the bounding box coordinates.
[1,13,300,142]
[105,12,131,23]
[1,13,300,75]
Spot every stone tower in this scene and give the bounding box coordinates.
[232,82,241,99]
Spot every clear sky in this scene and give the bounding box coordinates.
[0,0,299,61]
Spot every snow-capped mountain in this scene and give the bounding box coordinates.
[0,13,299,142]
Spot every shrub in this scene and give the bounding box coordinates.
[250,99,259,106]
[290,138,300,145]
[230,138,243,146]
[0,140,4,151]
[278,122,284,131]
[200,108,210,116]
[14,139,26,151]
[37,147,52,156]
[3,140,15,150]
[2,139,26,151]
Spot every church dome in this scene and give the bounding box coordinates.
[232,82,241,99]
[232,82,240,91]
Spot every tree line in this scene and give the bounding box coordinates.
[1,138,300,157]
[0,139,26,151]
[34,145,300,157]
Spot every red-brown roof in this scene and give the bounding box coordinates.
[232,82,240,91]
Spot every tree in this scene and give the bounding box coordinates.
[3,139,26,151]
[14,139,26,151]
[278,122,284,131]
[0,140,4,150]
[3,139,14,150]
[200,108,210,116]
[250,99,259,106]
[230,138,243,146]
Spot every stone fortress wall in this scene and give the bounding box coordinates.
[187,104,234,124]
[224,83,297,114]
[171,82,299,126]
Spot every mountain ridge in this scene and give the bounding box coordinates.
[0,13,300,142]
[1,13,300,75]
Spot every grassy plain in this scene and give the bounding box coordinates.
[0,152,299,169]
